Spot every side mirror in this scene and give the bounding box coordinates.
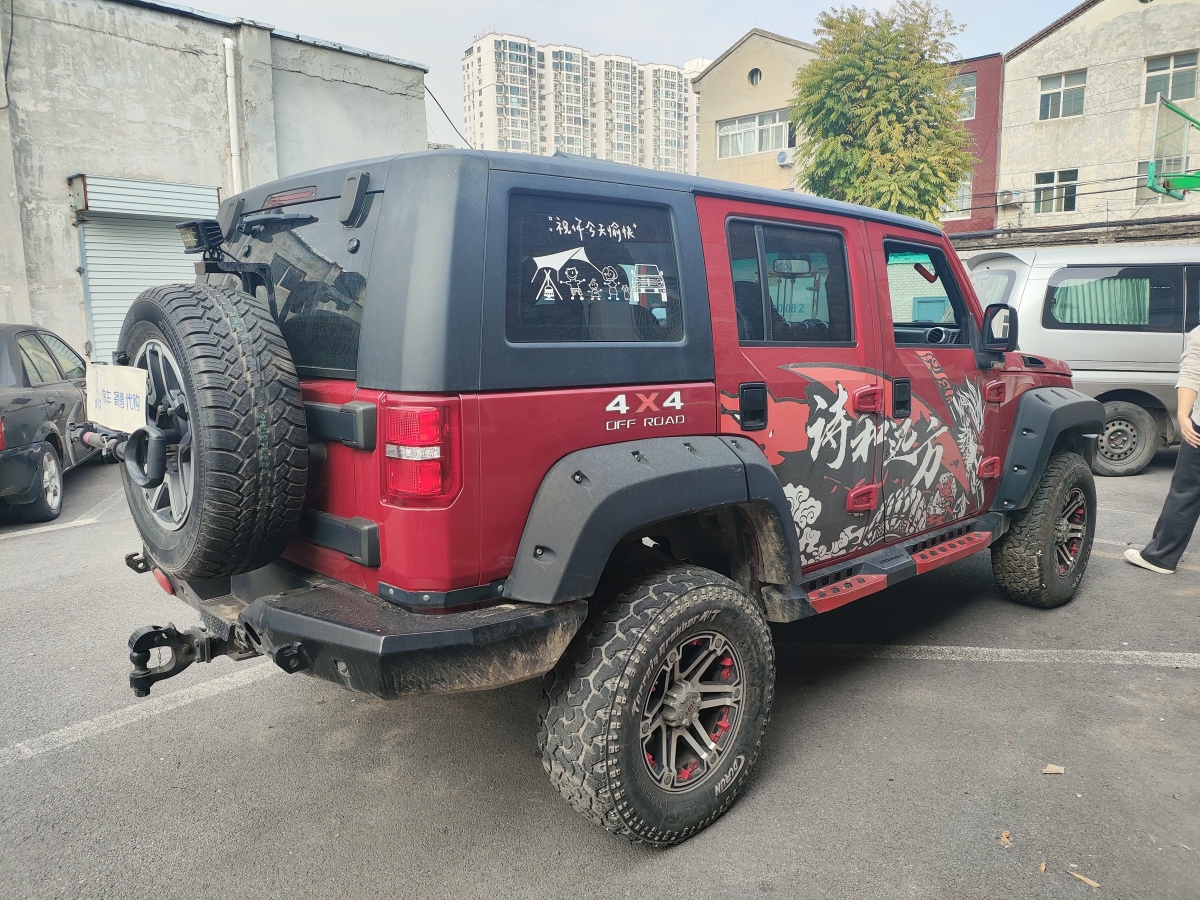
[981,304,1018,353]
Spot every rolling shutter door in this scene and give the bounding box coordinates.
[81,216,198,362]
[74,176,219,362]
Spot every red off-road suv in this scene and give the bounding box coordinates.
[108,151,1103,845]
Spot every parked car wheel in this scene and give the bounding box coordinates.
[118,283,308,579]
[991,452,1096,608]
[539,561,775,846]
[1094,401,1158,477]
[9,442,63,523]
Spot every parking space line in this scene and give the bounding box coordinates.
[777,643,1200,668]
[0,517,98,541]
[0,661,279,767]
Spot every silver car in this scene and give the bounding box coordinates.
[967,245,1200,476]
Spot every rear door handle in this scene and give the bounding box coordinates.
[738,383,767,431]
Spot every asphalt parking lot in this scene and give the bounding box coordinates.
[1,453,1197,899]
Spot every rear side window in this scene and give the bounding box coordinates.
[234,195,380,376]
[506,194,683,343]
[1042,265,1184,331]
[727,219,854,344]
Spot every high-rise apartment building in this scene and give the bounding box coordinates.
[462,32,709,174]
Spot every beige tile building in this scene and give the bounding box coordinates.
[691,29,816,190]
[995,0,1200,231]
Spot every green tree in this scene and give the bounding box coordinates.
[790,1,975,222]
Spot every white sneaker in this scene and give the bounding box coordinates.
[1124,548,1174,575]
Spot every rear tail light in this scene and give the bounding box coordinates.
[382,396,461,505]
[0,416,5,451]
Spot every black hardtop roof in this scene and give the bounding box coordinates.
[238,149,942,236]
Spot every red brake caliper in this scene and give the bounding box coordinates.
[709,707,732,743]
[677,760,699,781]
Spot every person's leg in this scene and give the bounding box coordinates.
[1140,434,1200,571]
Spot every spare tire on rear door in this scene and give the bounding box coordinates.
[117,283,308,579]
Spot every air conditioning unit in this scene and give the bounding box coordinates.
[776,149,795,167]
[996,189,1022,208]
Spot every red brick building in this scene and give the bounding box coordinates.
[941,53,1004,234]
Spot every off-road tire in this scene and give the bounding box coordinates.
[538,562,775,846]
[118,283,307,579]
[991,451,1096,608]
[1094,401,1158,477]
[9,442,63,523]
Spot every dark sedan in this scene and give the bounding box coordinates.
[0,325,95,522]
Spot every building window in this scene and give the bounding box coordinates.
[951,72,977,120]
[748,67,762,86]
[717,109,795,158]
[940,173,973,220]
[1145,52,1198,104]
[1039,70,1086,120]
[1136,158,1189,204]
[1034,169,1079,213]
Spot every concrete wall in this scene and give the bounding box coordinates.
[271,38,425,177]
[996,0,1200,230]
[0,0,426,352]
[693,31,815,191]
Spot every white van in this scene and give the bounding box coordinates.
[967,246,1200,476]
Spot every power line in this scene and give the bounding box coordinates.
[425,83,473,149]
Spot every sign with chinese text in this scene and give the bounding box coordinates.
[86,364,148,434]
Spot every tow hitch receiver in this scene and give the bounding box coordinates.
[128,624,235,697]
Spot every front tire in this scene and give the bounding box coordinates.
[9,443,63,523]
[991,451,1096,608]
[539,562,775,846]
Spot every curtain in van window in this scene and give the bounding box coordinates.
[1051,276,1150,326]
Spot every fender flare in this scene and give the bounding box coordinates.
[502,436,803,605]
[990,387,1104,513]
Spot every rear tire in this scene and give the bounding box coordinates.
[9,443,63,523]
[1094,401,1158,477]
[991,452,1096,608]
[539,562,775,846]
[118,283,308,579]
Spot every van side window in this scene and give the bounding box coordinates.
[883,243,970,346]
[1187,267,1199,332]
[1042,266,1184,332]
[727,219,854,344]
[506,195,683,343]
[970,267,1017,308]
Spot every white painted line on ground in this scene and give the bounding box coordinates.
[777,643,1200,667]
[0,517,98,542]
[79,485,127,521]
[1094,538,1131,547]
[1099,505,1159,520]
[0,661,279,767]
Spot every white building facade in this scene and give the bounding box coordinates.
[461,32,708,174]
[995,0,1200,233]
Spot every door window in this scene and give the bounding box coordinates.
[17,334,62,384]
[38,333,86,380]
[727,219,854,344]
[883,243,970,345]
[1041,266,1184,332]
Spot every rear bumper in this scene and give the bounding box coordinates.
[0,444,41,502]
[173,562,587,698]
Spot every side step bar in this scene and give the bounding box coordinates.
[792,514,1005,618]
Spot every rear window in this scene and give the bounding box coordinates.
[506,194,683,343]
[970,267,1017,308]
[1042,265,1184,332]
[231,195,380,376]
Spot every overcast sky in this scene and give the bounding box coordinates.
[187,0,1082,147]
